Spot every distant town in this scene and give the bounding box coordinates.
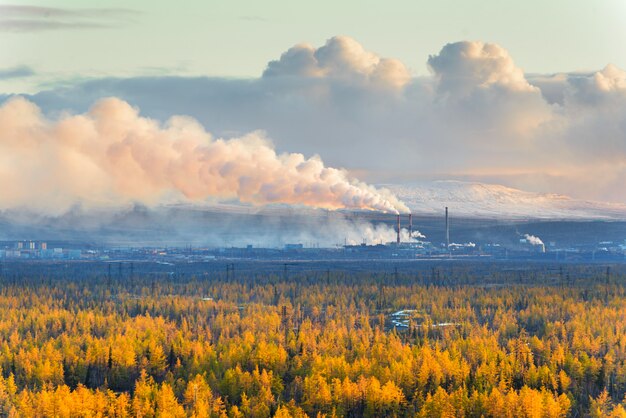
[2,235,625,263]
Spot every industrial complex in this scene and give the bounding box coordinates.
[2,207,626,263]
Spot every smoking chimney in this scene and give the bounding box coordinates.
[408,213,413,240]
[445,207,450,250]
[396,214,401,245]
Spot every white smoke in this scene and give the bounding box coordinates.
[346,225,397,246]
[0,204,422,248]
[449,242,476,247]
[524,234,544,246]
[344,226,425,246]
[406,228,426,240]
[0,96,408,215]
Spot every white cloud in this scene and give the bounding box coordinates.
[428,41,537,96]
[264,35,410,89]
[565,64,626,106]
[585,64,626,93]
[426,41,552,140]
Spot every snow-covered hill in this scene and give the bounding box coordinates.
[384,181,626,219]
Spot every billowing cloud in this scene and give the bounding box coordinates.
[427,41,552,139]
[3,36,626,205]
[0,96,407,215]
[590,64,626,92]
[428,41,536,96]
[566,64,626,105]
[264,35,410,89]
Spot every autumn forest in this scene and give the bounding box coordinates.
[0,262,625,417]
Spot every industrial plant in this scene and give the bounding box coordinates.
[2,207,625,263]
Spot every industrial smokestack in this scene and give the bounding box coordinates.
[445,207,450,250]
[396,214,401,244]
[408,213,413,240]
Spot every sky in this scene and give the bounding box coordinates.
[2,0,626,92]
[1,0,626,214]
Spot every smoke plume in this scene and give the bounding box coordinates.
[0,96,408,215]
[0,205,423,248]
[524,234,544,246]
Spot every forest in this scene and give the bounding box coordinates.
[0,261,625,417]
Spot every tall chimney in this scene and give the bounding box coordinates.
[396,214,401,245]
[408,213,413,240]
[445,207,450,250]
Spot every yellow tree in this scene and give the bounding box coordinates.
[133,370,157,418]
[155,383,185,418]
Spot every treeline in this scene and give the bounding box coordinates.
[0,266,625,416]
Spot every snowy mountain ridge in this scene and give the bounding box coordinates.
[383,181,626,220]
